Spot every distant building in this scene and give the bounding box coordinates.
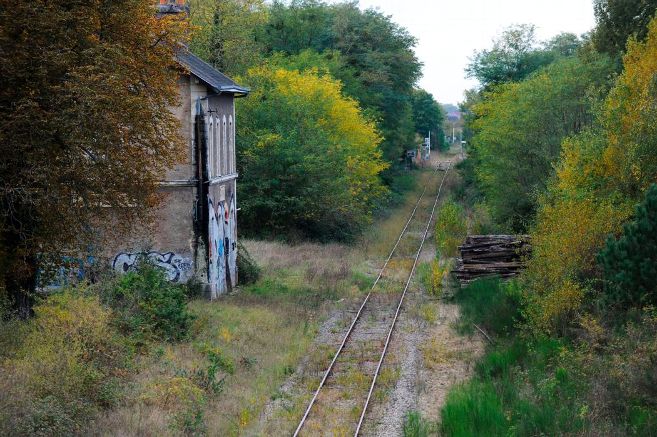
[446,110,461,122]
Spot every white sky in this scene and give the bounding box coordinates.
[348,0,597,105]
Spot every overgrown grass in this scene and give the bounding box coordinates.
[440,335,589,436]
[452,278,522,337]
[442,278,657,436]
[0,164,453,436]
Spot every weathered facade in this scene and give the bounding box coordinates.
[107,49,249,299]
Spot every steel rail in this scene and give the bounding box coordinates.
[292,164,442,437]
[354,161,451,436]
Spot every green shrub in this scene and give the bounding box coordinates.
[453,278,522,337]
[237,240,261,285]
[435,199,467,257]
[190,345,235,395]
[105,264,193,343]
[417,260,451,297]
[0,289,127,436]
[599,184,657,309]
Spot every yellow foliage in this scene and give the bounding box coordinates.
[237,66,389,237]
[526,195,630,333]
[526,279,584,334]
[8,291,124,399]
[602,17,657,194]
[435,200,467,257]
[524,17,657,334]
[0,290,128,434]
[259,67,389,205]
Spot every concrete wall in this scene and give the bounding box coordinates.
[205,93,238,297]
[106,73,204,285]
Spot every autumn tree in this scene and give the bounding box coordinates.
[260,0,422,164]
[470,54,613,230]
[236,66,388,241]
[0,0,187,315]
[525,16,657,333]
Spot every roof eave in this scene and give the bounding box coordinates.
[217,86,251,97]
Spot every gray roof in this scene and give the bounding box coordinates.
[176,49,250,96]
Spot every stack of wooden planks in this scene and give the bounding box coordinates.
[453,235,531,284]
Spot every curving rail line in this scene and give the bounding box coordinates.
[293,161,452,437]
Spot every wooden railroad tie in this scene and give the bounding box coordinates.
[452,235,532,284]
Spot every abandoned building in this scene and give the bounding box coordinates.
[107,47,249,299]
[110,50,249,298]
[37,1,249,298]
[100,0,250,298]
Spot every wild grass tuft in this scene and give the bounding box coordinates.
[402,410,435,437]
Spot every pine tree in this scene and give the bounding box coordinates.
[599,184,657,307]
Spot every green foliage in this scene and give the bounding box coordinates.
[105,264,193,343]
[441,336,589,437]
[441,380,507,436]
[446,16,657,434]
[602,311,657,432]
[411,89,446,151]
[260,0,422,163]
[544,32,586,57]
[434,199,467,257]
[470,54,613,230]
[445,302,657,436]
[525,17,657,334]
[383,170,417,206]
[190,345,234,395]
[189,0,267,76]
[453,278,522,338]
[593,0,657,58]
[466,24,556,88]
[599,184,657,309]
[236,66,388,241]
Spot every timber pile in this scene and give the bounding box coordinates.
[453,235,531,283]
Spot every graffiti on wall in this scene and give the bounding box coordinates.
[207,193,238,296]
[38,255,95,290]
[208,197,227,296]
[112,251,193,283]
[227,194,237,287]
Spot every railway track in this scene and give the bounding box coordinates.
[293,161,452,436]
